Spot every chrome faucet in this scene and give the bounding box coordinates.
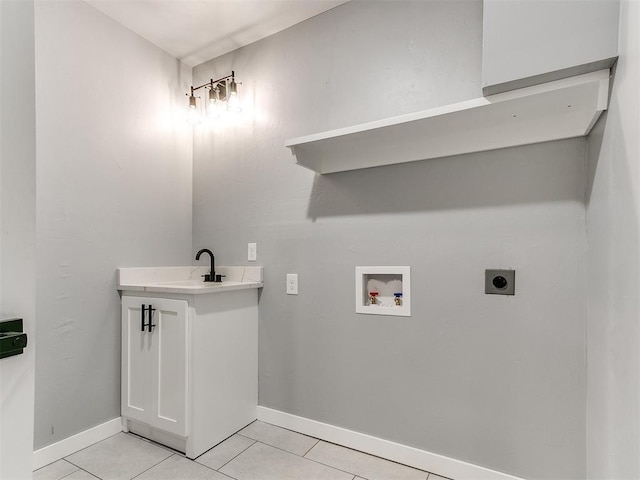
[195,248,218,282]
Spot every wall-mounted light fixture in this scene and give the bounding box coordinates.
[187,71,241,124]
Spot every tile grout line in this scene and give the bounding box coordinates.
[217,472,238,480]
[59,431,123,463]
[299,454,364,479]
[241,421,324,447]
[236,426,322,458]
[75,466,99,480]
[54,465,80,480]
[130,453,178,480]
[254,421,433,478]
[247,439,320,459]
[202,465,238,480]
[301,439,320,458]
[302,442,430,480]
[235,432,254,441]
[248,440,361,479]
[60,458,83,472]
[197,438,256,473]
[129,448,240,480]
[56,462,98,480]
[232,425,373,480]
[309,437,431,477]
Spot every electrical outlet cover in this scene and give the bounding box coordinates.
[248,243,257,261]
[286,274,298,295]
[485,269,515,295]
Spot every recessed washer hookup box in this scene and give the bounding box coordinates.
[355,266,411,317]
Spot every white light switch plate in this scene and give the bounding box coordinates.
[286,274,298,295]
[248,243,257,261]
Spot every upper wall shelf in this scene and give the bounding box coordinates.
[285,69,610,174]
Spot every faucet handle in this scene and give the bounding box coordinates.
[201,274,213,282]
[214,274,226,283]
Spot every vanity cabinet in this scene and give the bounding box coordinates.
[121,296,188,437]
[119,277,260,459]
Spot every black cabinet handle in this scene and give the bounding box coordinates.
[141,304,147,332]
[140,304,157,333]
[148,306,156,333]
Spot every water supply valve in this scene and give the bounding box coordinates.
[394,293,403,306]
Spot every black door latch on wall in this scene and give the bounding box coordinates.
[0,318,28,359]
[140,305,156,333]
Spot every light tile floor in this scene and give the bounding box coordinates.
[35,421,451,480]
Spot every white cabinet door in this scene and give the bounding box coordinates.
[150,297,188,436]
[0,1,36,478]
[122,296,188,437]
[122,298,153,424]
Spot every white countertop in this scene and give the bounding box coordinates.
[117,266,263,295]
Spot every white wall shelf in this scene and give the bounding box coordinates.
[285,69,610,174]
[356,266,411,317]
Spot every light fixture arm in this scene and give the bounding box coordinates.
[190,71,240,101]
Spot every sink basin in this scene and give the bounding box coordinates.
[154,280,213,287]
[147,279,249,293]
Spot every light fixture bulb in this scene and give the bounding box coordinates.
[188,107,201,125]
[227,80,241,113]
[227,93,240,113]
[187,95,201,125]
[207,88,221,119]
[225,76,241,113]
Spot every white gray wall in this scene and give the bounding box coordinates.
[34,0,193,449]
[192,2,587,478]
[482,0,619,93]
[0,0,37,477]
[586,1,640,478]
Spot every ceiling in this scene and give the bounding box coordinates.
[85,0,349,67]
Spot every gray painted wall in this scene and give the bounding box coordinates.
[483,0,619,92]
[586,1,640,478]
[34,1,193,449]
[192,2,587,478]
[0,0,37,476]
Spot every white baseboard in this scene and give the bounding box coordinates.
[257,406,525,480]
[33,417,122,470]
